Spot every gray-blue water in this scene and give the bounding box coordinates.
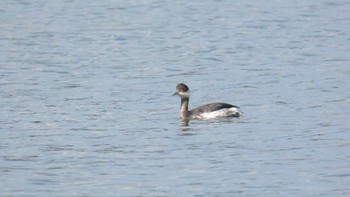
[1,0,350,196]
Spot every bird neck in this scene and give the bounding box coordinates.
[180,97,190,119]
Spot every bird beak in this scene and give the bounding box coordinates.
[172,92,178,96]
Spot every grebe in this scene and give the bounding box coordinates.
[173,83,241,121]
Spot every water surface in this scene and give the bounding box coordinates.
[1,0,349,196]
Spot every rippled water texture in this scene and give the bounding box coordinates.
[1,0,349,196]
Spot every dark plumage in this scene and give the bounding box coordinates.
[190,103,240,115]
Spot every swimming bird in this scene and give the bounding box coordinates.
[173,83,241,121]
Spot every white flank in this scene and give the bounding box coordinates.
[192,107,240,120]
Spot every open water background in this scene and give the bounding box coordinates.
[1,0,350,196]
